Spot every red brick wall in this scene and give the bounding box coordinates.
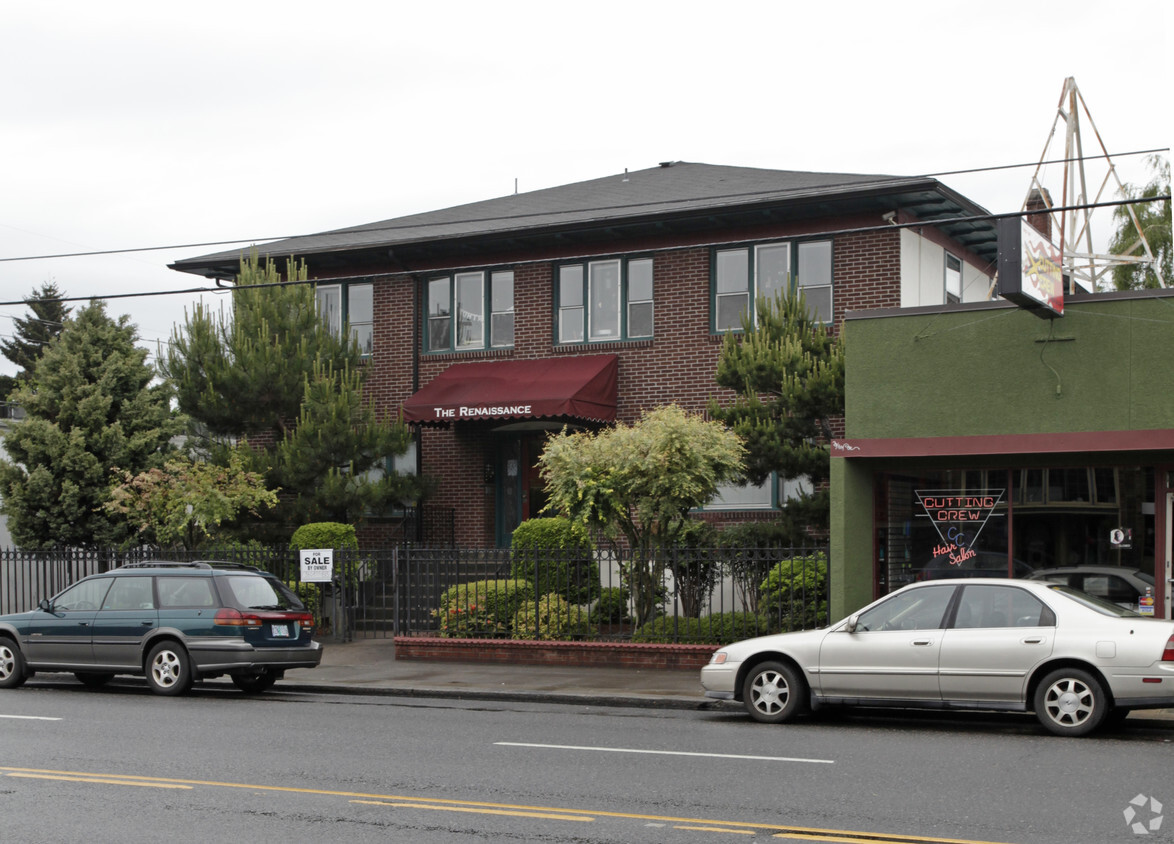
[348,218,944,546]
[394,636,717,671]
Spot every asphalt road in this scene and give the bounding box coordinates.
[1,680,1171,843]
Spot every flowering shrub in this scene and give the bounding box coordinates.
[434,579,528,638]
[512,593,592,641]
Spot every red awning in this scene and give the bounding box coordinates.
[401,355,618,426]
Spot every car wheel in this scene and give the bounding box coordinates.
[0,639,28,689]
[231,670,278,694]
[145,642,192,696]
[1033,667,1107,736]
[75,672,114,689]
[742,660,808,724]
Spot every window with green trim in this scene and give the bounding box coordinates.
[316,280,374,355]
[700,473,812,511]
[557,257,653,344]
[712,239,833,330]
[426,269,514,352]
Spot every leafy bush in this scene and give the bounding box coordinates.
[631,611,767,644]
[510,517,600,604]
[512,592,591,641]
[286,579,323,627]
[434,579,529,638]
[715,522,806,614]
[289,522,359,551]
[589,586,632,624]
[760,551,828,632]
[289,522,367,592]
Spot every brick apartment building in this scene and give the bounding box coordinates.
[172,162,999,547]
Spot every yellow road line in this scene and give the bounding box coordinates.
[674,824,756,835]
[0,765,1015,844]
[352,798,593,822]
[7,772,191,790]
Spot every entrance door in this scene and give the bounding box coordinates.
[495,433,550,546]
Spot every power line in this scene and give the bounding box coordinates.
[0,148,1167,266]
[0,193,1167,308]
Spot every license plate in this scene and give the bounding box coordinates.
[271,624,290,638]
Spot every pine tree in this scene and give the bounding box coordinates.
[709,290,844,537]
[0,302,180,549]
[0,281,72,377]
[162,254,415,535]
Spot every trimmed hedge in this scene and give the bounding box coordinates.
[510,517,600,604]
[631,611,769,644]
[289,522,359,551]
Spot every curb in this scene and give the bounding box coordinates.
[271,680,728,711]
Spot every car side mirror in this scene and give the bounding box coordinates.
[845,614,859,633]
[38,598,52,612]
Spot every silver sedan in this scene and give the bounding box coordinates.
[701,577,1174,736]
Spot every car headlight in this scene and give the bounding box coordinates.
[709,651,729,665]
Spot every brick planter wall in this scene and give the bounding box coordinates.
[394,636,718,671]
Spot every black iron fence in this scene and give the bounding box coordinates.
[0,544,830,645]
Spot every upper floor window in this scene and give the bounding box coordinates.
[316,281,374,355]
[945,253,962,304]
[557,257,653,345]
[713,239,833,330]
[427,270,514,353]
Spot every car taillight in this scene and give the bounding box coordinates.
[214,608,261,627]
[292,612,314,625]
[1163,636,1174,663]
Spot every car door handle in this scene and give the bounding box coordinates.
[1022,637,1044,644]
[912,639,934,646]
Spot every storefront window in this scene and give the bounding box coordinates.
[875,466,1156,600]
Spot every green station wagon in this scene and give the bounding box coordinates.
[0,561,322,695]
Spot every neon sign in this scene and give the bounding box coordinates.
[915,489,1005,566]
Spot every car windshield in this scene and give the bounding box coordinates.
[1046,584,1142,617]
[218,574,304,611]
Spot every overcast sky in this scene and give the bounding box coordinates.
[2,1,1170,378]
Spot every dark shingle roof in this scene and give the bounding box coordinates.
[171,162,993,277]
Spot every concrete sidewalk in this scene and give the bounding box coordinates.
[275,638,1174,726]
[277,637,712,710]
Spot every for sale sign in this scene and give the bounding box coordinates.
[300,548,333,583]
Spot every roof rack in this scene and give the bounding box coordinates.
[194,561,264,573]
[116,561,212,570]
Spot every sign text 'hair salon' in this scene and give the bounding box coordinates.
[916,489,1005,566]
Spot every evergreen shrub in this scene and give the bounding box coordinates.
[589,586,632,624]
[510,517,600,604]
[631,611,767,644]
[760,551,829,632]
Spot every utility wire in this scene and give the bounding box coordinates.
[2,193,1168,308]
[0,148,1167,266]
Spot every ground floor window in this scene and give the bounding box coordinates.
[876,465,1156,608]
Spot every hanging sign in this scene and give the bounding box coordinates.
[997,218,1064,318]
